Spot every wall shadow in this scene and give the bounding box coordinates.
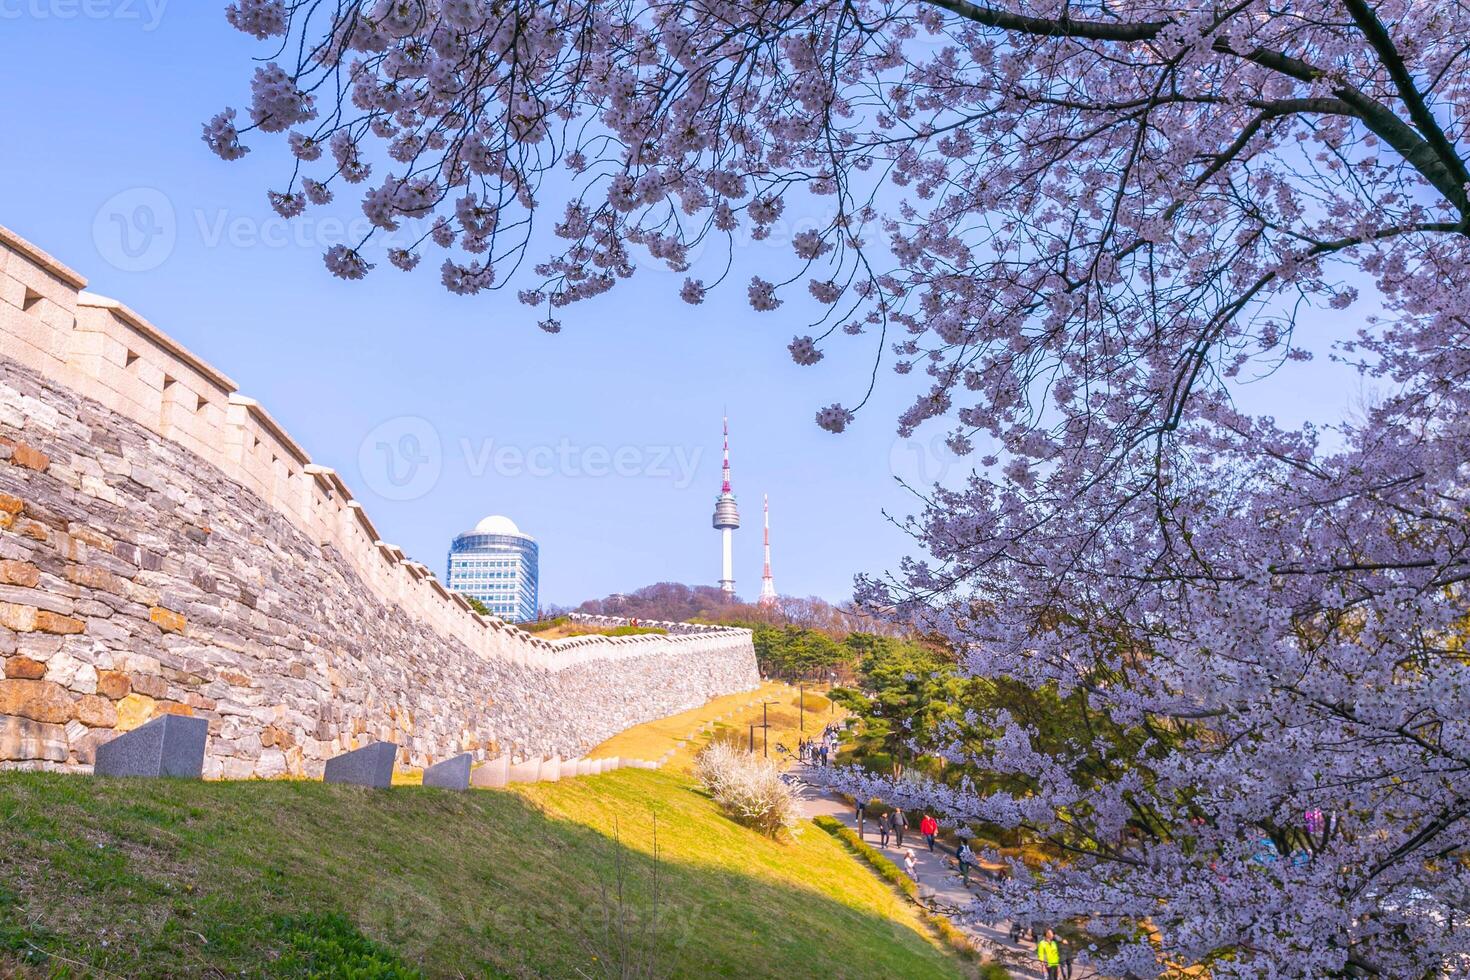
[0,771,964,979]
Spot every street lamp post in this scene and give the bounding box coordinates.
[758,699,780,757]
[798,681,805,732]
[763,700,769,758]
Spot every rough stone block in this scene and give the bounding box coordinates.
[470,754,510,789]
[115,692,156,730]
[0,603,36,633]
[323,741,397,789]
[0,678,74,723]
[538,755,562,782]
[0,561,39,587]
[4,655,45,679]
[34,611,83,635]
[148,606,186,634]
[423,753,471,791]
[93,714,207,778]
[129,673,168,698]
[0,714,67,762]
[575,759,592,776]
[75,694,117,728]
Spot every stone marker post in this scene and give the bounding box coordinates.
[94,714,208,779]
[323,742,397,789]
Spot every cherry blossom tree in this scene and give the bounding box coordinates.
[208,1,1470,975]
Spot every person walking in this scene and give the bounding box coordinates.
[878,809,891,848]
[891,806,905,847]
[1037,928,1061,980]
[920,812,938,853]
[956,841,975,886]
[1058,933,1076,980]
[855,798,867,838]
[903,848,918,883]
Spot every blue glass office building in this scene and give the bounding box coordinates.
[446,515,539,622]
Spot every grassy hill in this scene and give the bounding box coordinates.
[0,717,964,978]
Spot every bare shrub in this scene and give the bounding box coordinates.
[693,742,797,837]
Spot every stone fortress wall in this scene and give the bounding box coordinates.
[0,225,759,778]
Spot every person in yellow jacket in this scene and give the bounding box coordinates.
[1037,928,1061,980]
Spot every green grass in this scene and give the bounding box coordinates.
[0,767,966,978]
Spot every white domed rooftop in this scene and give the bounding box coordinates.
[473,514,523,536]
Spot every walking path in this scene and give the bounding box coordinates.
[791,764,1095,979]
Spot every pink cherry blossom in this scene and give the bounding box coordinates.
[224,0,285,40]
[815,403,853,433]
[267,190,305,219]
[787,336,823,365]
[747,276,782,312]
[200,108,248,161]
[388,248,420,271]
[679,278,706,305]
[322,244,370,280]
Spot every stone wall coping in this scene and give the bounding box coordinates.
[0,223,87,289]
[80,292,238,395]
[345,500,379,541]
[228,393,310,466]
[306,463,349,499]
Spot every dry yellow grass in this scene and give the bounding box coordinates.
[591,680,844,771]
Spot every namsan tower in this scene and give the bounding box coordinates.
[711,416,741,595]
[758,494,778,607]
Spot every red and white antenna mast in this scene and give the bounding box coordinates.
[721,417,732,493]
[758,494,777,607]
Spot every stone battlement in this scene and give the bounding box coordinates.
[0,225,759,776]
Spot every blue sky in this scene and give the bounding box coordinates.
[0,3,1364,606]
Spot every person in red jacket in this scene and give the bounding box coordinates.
[920,813,939,853]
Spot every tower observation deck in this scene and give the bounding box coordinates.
[712,417,740,595]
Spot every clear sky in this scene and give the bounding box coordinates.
[0,3,1364,607]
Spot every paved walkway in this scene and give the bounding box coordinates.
[791,765,1095,979]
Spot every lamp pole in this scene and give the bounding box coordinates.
[763,701,769,758]
[798,681,805,732]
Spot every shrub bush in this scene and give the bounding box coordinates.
[693,742,797,837]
